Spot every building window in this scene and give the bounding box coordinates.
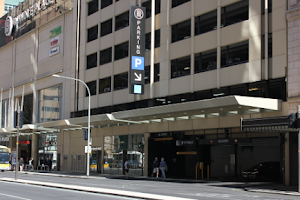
[221,0,248,27]
[145,29,160,51]
[86,81,97,96]
[87,52,97,69]
[101,19,112,37]
[262,33,272,59]
[172,20,191,43]
[172,0,190,8]
[195,48,217,73]
[115,11,129,31]
[87,25,98,42]
[171,56,190,78]
[114,42,128,61]
[88,0,99,16]
[100,47,112,65]
[38,85,62,123]
[221,40,249,68]
[99,77,111,93]
[114,72,128,91]
[268,33,272,58]
[195,10,217,36]
[142,0,161,18]
[101,0,112,9]
[144,63,160,84]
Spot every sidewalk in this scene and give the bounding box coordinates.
[3,170,300,197]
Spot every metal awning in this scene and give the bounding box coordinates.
[0,95,282,134]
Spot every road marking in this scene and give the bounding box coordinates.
[0,193,31,200]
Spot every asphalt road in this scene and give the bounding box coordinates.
[0,171,298,200]
[0,181,140,200]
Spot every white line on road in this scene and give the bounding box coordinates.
[0,193,32,200]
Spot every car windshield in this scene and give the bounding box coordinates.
[0,153,10,164]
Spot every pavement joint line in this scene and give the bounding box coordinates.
[245,188,300,196]
[0,178,196,200]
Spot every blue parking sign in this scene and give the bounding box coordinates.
[131,56,144,70]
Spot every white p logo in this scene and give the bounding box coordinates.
[135,58,142,68]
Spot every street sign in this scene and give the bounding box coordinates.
[129,6,146,94]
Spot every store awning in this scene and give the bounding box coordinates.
[1,95,283,135]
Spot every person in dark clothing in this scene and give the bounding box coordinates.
[152,157,159,178]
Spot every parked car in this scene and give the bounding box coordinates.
[242,161,280,181]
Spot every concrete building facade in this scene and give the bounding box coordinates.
[0,0,299,185]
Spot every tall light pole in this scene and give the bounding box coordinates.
[52,74,91,176]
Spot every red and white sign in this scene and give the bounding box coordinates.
[50,36,59,47]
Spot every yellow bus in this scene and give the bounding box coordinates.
[0,145,11,171]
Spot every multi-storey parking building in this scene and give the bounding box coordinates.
[0,0,299,185]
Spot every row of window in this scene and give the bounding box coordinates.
[72,77,286,118]
[87,38,273,78]
[86,64,160,96]
[87,0,250,43]
[171,40,250,78]
[88,0,190,17]
[87,29,160,69]
[172,0,249,43]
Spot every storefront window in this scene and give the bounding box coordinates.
[38,85,62,123]
[38,133,57,171]
[104,134,144,175]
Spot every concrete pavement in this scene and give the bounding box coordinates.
[1,170,299,198]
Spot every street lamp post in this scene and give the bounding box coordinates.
[52,74,91,176]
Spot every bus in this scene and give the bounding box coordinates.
[0,145,11,171]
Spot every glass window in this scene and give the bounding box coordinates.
[87,52,97,69]
[87,25,98,42]
[101,19,112,37]
[22,94,33,125]
[100,47,112,65]
[114,42,128,61]
[1,100,8,128]
[86,80,97,96]
[248,81,267,97]
[115,11,129,31]
[145,29,160,51]
[221,40,249,68]
[142,0,161,18]
[268,0,272,13]
[88,0,99,16]
[221,0,248,27]
[172,19,191,43]
[194,90,211,101]
[114,72,128,91]
[101,0,112,9]
[38,85,62,123]
[172,0,190,8]
[99,77,111,93]
[229,85,247,96]
[194,48,217,73]
[268,78,285,100]
[268,33,272,58]
[144,64,159,84]
[171,56,191,78]
[195,10,217,35]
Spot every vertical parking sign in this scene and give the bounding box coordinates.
[130,6,146,94]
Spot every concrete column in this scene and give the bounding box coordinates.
[230,144,237,177]
[31,134,38,169]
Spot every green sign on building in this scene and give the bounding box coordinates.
[49,26,61,38]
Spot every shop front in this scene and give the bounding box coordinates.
[38,133,58,170]
[104,134,144,176]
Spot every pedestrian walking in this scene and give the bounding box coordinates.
[159,157,168,180]
[28,158,34,171]
[124,159,130,179]
[19,158,24,172]
[152,157,159,178]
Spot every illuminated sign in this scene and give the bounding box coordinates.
[5,0,55,36]
[50,36,59,47]
[19,141,30,145]
[49,26,62,38]
[129,6,146,94]
[49,46,59,56]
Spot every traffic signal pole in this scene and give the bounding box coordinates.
[15,108,20,180]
